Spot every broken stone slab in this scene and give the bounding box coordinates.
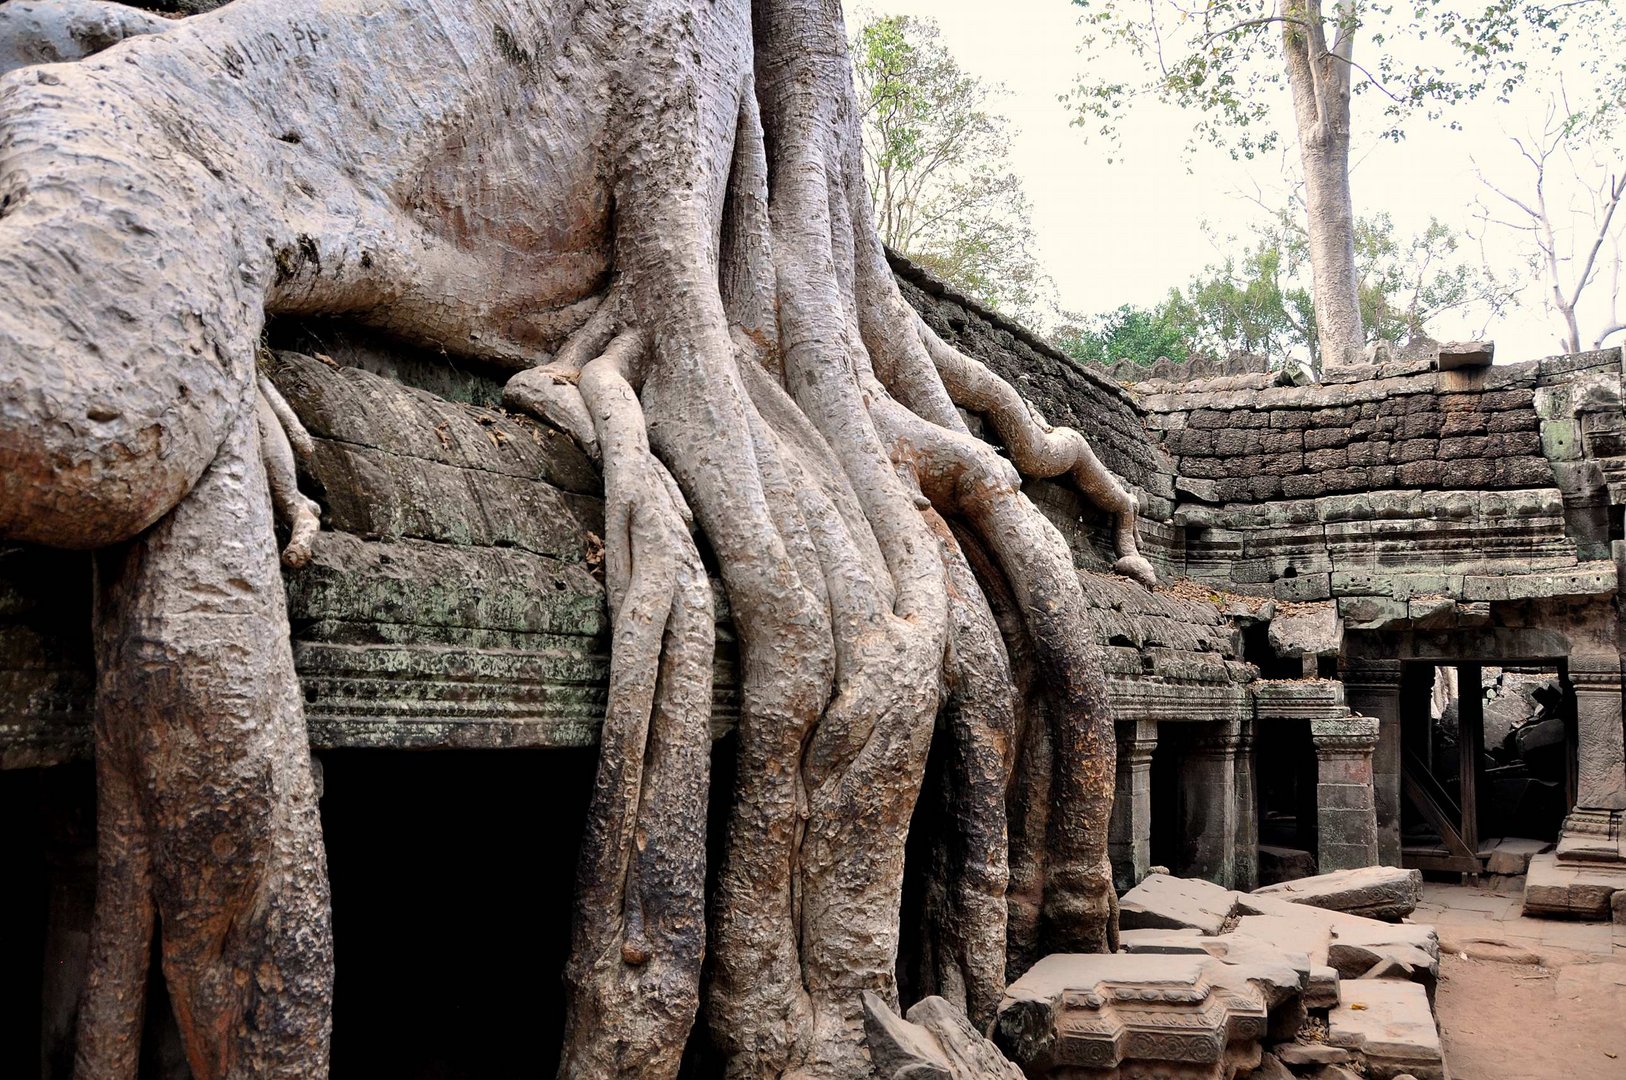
[1483,837,1552,876]
[1196,933,1338,1012]
[1436,340,1494,370]
[863,992,1025,1080]
[1253,866,1422,921]
[1275,1042,1353,1067]
[1259,844,1319,886]
[1325,921,1439,1002]
[1326,980,1445,1080]
[1306,1067,1363,1080]
[1118,927,1208,954]
[994,953,1271,1079]
[1250,1052,1295,1080]
[1232,896,1438,999]
[1119,872,1240,935]
[1522,851,1626,918]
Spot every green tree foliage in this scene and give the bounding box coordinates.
[1069,0,1599,160]
[1059,213,1511,370]
[853,13,1049,320]
[1052,306,1191,367]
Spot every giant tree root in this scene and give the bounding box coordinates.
[0,1,1136,1076]
[81,403,331,1079]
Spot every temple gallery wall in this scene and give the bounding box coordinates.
[5,252,1626,1074]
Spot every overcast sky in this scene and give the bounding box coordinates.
[857,1,1622,363]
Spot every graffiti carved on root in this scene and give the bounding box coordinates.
[0,1,1149,1075]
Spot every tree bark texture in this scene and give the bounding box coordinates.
[0,1,1144,1075]
[1283,0,1364,370]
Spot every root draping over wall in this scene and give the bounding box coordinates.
[0,1,1149,1075]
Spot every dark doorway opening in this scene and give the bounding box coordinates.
[1398,660,1575,876]
[321,747,596,1080]
[1255,720,1318,883]
[1149,732,1182,874]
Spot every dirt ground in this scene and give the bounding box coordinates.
[1423,883,1626,1080]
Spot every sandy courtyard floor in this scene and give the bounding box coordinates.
[1418,882,1626,1080]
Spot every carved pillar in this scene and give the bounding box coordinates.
[1341,659,1404,865]
[1568,667,1626,812]
[1310,714,1381,871]
[1109,719,1158,893]
[1233,719,1258,891]
[1180,720,1241,888]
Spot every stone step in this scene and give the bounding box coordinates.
[1522,851,1626,919]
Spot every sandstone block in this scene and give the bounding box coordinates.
[1443,341,1489,370]
[1259,845,1318,886]
[1119,873,1240,935]
[1276,1043,1352,1067]
[994,954,1272,1080]
[1252,867,1422,921]
[864,993,1025,1080]
[1326,980,1445,1080]
[1522,851,1626,918]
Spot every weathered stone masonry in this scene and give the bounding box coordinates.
[5,264,1626,1066]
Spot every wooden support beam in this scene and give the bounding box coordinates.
[1458,663,1483,864]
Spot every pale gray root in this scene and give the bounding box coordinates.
[0,0,172,77]
[517,330,713,1080]
[912,512,1017,1031]
[916,318,1156,588]
[871,396,1119,955]
[82,401,331,1080]
[255,387,320,569]
[862,993,1025,1080]
[0,1,1126,1076]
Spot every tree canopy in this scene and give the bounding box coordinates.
[853,13,1049,321]
[1057,212,1510,370]
[1069,0,1602,159]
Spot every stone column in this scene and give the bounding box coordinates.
[1310,714,1381,871]
[1233,719,1258,891]
[1109,719,1158,893]
[1569,667,1626,812]
[1342,659,1404,865]
[1180,720,1241,887]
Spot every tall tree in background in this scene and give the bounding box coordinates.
[1477,92,1625,352]
[854,14,1049,320]
[1070,0,1600,369]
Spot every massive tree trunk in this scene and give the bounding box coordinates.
[0,1,1144,1075]
[1283,0,1363,372]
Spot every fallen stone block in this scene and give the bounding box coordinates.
[863,992,1025,1079]
[1192,931,1331,1024]
[994,953,1270,1079]
[1484,836,1551,876]
[1306,1066,1363,1080]
[1230,899,1437,1001]
[1250,1052,1295,1080]
[1259,844,1319,886]
[1118,927,1208,954]
[1275,1042,1353,1067]
[1327,980,1445,1080]
[1253,866,1422,921]
[1119,872,1240,935]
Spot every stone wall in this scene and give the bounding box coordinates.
[0,274,1241,770]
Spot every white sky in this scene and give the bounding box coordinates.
[859,0,1623,363]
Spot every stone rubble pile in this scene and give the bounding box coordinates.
[991,869,1446,1080]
